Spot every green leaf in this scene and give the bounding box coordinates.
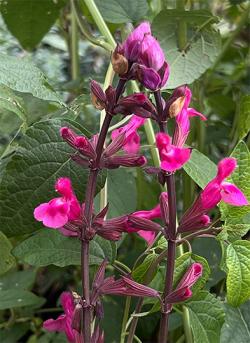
[174,252,210,295]
[103,168,137,217]
[132,253,158,284]
[0,0,66,50]
[94,0,149,23]
[226,240,250,307]
[0,231,15,275]
[220,301,250,343]
[217,223,250,242]
[0,119,105,237]
[152,10,221,89]
[237,95,250,140]
[0,85,27,123]
[186,291,225,343]
[0,53,62,103]
[220,141,250,223]
[192,238,225,288]
[13,229,116,267]
[0,269,36,291]
[183,149,217,189]
[0,323,30,343]
[0,289,44,310]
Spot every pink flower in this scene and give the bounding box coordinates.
[170,86,206,147]
[111,115,146,154]
[34,178,81,230]
[126,204,161,245]
[202,157,248,208]
[43,292,79,343]
[156,132,191,172]
[165,263,202,304]
[179,157,248,233]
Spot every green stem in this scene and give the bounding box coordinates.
[83,0,116,48]
[72,0,112,51]
[176,0,187,51]
[70,0,79,80]
[121,296,132,343]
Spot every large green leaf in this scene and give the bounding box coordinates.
[237,95,250,140]
[13,229,116,267]
[0,53,62,103]
[226,240,250,307]
[183,149,217,188]
[152,10,221,89]
[186,291,225,343]
[220,141,250,223]
[132,253,158,284]
[0,231,16,275]
[0,0,66,50]
[220,301,250,343]
[0,289,44,310]
[0,119,105,237]
[94,0,149,23]
[0,269,36,291]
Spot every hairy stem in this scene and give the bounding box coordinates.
[158,174,177,342]
[81,78,126,342]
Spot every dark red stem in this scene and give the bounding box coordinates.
[81,78,126,343]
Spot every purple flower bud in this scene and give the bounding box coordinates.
[176,263,203,290]
[133,63,161,91]
[159,192,169,227]
[104,133,126,157]
[165,287,192,304]
[90,80,106,110]
[103,155,147,169]
[60,127,78,147]
[128,215,162,232]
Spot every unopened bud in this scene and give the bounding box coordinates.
[90,80,106,110]
[111,51,128,75]
[169,96,186,118]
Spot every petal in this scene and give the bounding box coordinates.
[34,203,50,221]
[133,204,161,220]
[137,230,155,245]
[187,108,207,121]
[43,315,66,332]
[55,178,73,198]
[34,199,70,229]
[140,34,165,70]
[217,157,237,182]
[60,292,74,316]
[160,147,191,172]
[123,131,141,154]
[124,22,151,60]
[201,181,221,210]
[136,64,161,90]
[221,182,249,206]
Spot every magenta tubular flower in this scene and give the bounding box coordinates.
[179,157,248,233]
[165,263,203,304]
[171,86,206,147]
[156,132,191,172]
[126,204,161,245]
[111,115,146,154]
[43,292,79,343]
[34,178,81,230]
